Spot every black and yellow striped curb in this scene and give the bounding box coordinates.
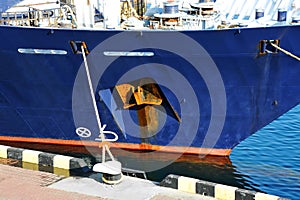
[160,174,289,200]
[0,145,89,176]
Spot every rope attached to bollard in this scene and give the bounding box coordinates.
[269,42,300,61]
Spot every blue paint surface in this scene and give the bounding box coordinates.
[0,25,299,150]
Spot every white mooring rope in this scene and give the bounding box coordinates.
[270,42,300,61]
[81,44,116,162]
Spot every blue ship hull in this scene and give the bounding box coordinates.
[0,24,299,156]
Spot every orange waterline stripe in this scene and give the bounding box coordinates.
[0,136,231,156]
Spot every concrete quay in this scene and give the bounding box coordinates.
[0,163,214,200]
[0,145,288,200]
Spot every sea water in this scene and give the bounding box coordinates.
[145,105,300,200]
[230,104,300,199]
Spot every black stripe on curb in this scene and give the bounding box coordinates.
[235,188,256,200]
[70,157,90,175]
[196,180,216,197]
[160,174,289,200]
[39,152,55,173]
[159,174,179,189]
[7,147,23,167]
[0,145,90,176]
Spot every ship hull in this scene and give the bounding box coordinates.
[0,25,300,156]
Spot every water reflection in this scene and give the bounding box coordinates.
[86,149,256,191]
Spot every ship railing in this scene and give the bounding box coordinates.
[0,5,77,28]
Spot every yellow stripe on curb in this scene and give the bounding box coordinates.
[0,145,9,159]
[54,167,70,177]
[23,162,39,171]
[255,192,280,200]
[53,155,73,169]
[178,176,198,193]
[215,184,238,200]
[22,150,41,164]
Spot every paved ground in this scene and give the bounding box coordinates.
[0,164,102,200]
[0,164,214,200]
